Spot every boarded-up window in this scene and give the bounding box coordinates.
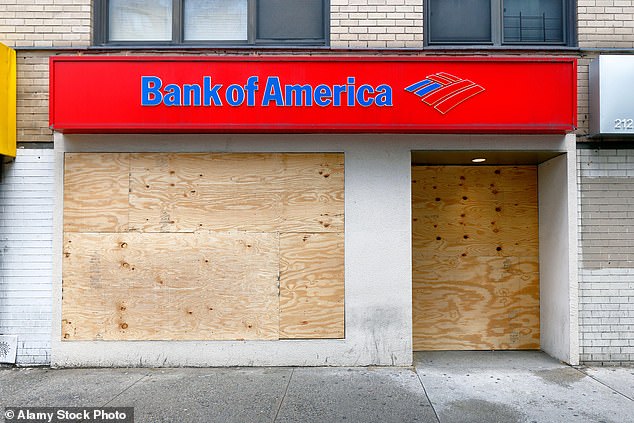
[412,166,539,351]
[62,153,344,341]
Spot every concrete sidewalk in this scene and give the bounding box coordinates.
[0,351,632,423]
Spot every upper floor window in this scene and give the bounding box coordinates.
[94,0,328,46]
[426,0,574,46]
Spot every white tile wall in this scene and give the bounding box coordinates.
[578,148,634,364]
[0,148,54,365]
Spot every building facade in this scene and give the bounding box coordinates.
[0,1,632,366]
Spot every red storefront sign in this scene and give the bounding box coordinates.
[49,56,577,134]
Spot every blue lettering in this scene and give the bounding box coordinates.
[245,76,259,107]
[356,84,374,107]
[347,77,355,106]
[285,84,313,107]
[226,84,245,106]
[332,85,346,107]
[203,76,223,106]
[163,84,182,106]
[141,76,162,106]
[183,84,201,106]
[375,84,393,106]
[140,75,393,109]
[314,85,332,107]
[262,77,284,106]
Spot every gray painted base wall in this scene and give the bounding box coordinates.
[51,133,578,367]
[539,153,579,365]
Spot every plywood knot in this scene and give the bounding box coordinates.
[120,323,128,329]
[120,242,127,249]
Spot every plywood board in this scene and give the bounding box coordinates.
[63,152,346,342]
[279,232,345,339]
[63,153,130,232]
[62,232,280,341]
[128,153,344,233]
[412,165,539,351]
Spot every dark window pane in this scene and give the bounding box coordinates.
[184,0,247,41]
[428,0,491,43]
[257,0,324,40]
[109,0,172,41]
[503,0,564,43]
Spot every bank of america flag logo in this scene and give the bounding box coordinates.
[405,73,485,114]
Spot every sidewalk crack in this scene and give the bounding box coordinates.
[101,371,151,408]
[273,368,294,422]
[415,368,442,423]
[575,367,634,402]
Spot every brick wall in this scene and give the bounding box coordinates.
[0,1,632,50]
[17,52,52,143]
[577,57,592,137]
[0,0,91,48]
[576,2,634,365]
[578,148,634,364]
[578,0,634,49]
[330,0,423,48]
[0,149,55,365]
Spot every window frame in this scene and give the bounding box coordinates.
[93,0,329,47]
[424,0,576,47]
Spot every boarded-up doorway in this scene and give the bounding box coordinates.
[412,166,539,351]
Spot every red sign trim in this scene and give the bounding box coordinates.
[49,56,577,134]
